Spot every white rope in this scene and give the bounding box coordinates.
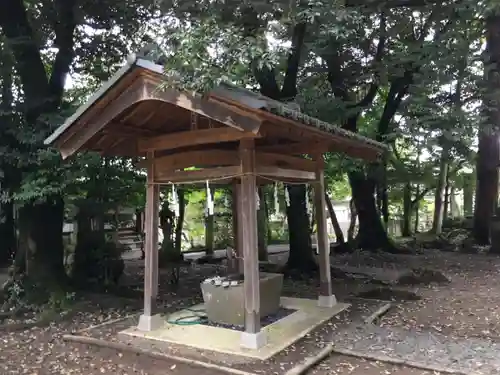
[273,182,279,213]
[284,186,290,207]
[305,186,311,216]
[206,180,214,216]
[151,172,317,186]
[168,183,180,217]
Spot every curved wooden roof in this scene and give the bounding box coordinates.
[45,57,387,162]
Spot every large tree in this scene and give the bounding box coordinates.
[473,3,500,246]
[0,0,156,289]
[154,0,481,262]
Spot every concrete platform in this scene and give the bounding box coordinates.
[120,297,349,360]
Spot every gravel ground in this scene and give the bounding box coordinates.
[330,324,500,374]
[310,356,436,375]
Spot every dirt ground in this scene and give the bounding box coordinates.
[1,250,499,375]
[379,251,500,339]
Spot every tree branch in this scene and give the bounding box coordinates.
[375,8,456,141]
[410,160,465,206]
[281,22,307,100]
[351,12,386,108]
[49,0,77,107]
[253,64,281,99]
[0,0,50,117]
[376,70,412,140]
[411,187,430,206]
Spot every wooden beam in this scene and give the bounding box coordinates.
[256,166,316,181]
[239,139,261,335]
[151,149,238,173]
[256,152,316,172]
[259,140,381,161]
[155,165,242,183]
[140,149,315,173]
[258,141,329,156]
[142,78,262,133]
[313,155,334,307]
[138,127,259,153]
[144,152,160,315]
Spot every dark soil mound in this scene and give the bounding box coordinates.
[397,268,450,286]
[357,287,421,301]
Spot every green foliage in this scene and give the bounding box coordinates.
[72,237,126,287]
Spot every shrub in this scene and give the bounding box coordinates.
[72,235,125,287]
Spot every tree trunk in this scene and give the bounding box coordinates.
[71,200,106,285]
[474,11,500,246]
[449,186,459,218]
[348,199,357,243]
[257,187,268,261]
[443,172,450,222]
[265,192,273,243]
[0,0,77,294]
[0,44,16,267]
[174,189,186,255]
[348,170,397,252]
[285,185,316,272]
[112,207,120,245]
[414,184,420,233]
[474,136,499,245]
[463,173,474,217]
[17,197,66,294]
[0,201,15,266]
[160,205,175,252]
[135,209,143,234]
[377,162,390,228]
[432,147,449,235]
[325,192,345,244]
[402,182,412,237]
[205,213,215,255]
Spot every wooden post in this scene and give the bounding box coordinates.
[239,139,266,349]
[313,155,336,308]
[137,152,162,331]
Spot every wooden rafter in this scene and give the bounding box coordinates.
[58,78,146,159]
[141,77,262,133]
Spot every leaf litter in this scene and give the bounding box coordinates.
[1,250,500,374]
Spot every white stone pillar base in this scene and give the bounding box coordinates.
[318,295,337,308]
[240,330,267,349]
[137,314,164,332]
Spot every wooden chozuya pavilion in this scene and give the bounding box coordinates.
[45,54,386,350]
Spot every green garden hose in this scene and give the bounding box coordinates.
[167,307,208,326]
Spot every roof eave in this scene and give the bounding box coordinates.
[44,56,166,147]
